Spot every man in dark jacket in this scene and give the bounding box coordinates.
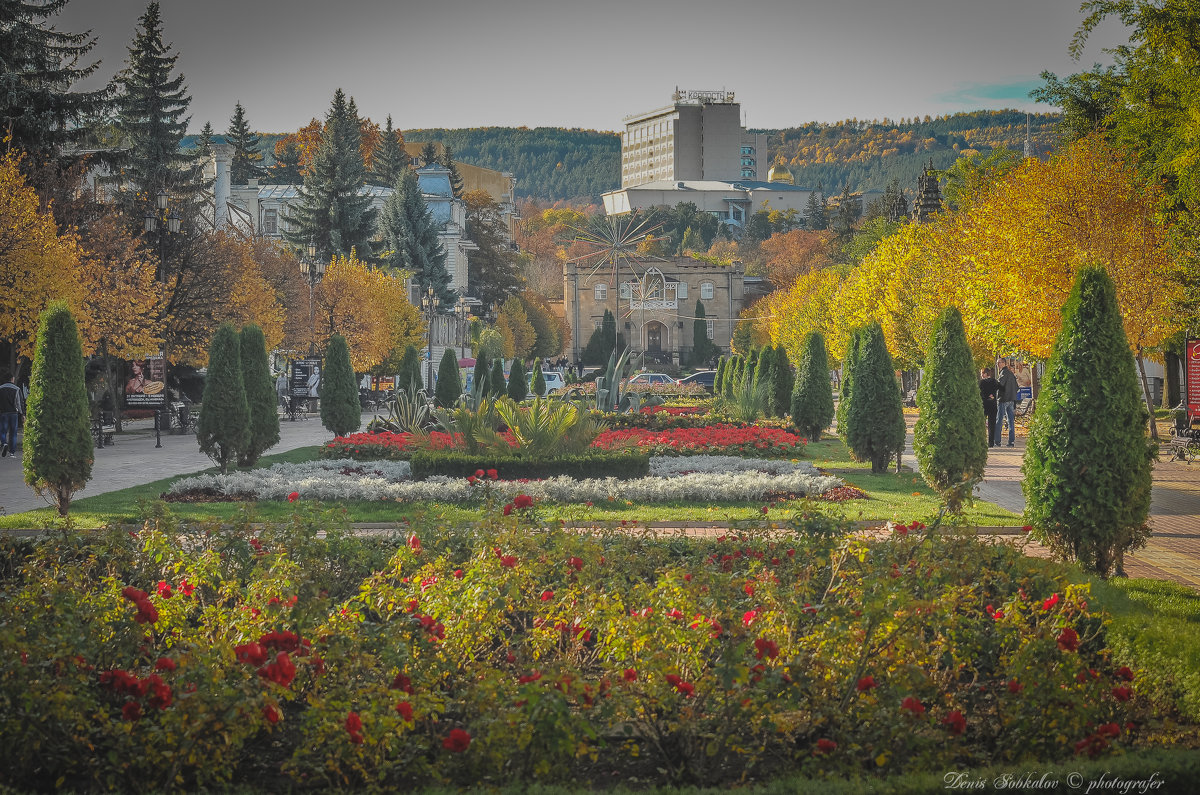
[995,359,1019,447]
[0,372,23,458]
[979,367,1001,447]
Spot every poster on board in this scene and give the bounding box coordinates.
[124,355,167,407]
[1187,338,1200,419]
[291,359,321,398]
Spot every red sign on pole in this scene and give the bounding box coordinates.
[1187,338,1200,419]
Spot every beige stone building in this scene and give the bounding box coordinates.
[564,255,750,366]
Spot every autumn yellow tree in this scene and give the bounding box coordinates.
[314,252,423,371]
[759,229,833,288]
[0,151,85,362]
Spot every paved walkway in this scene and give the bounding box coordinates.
[0,411,359,516]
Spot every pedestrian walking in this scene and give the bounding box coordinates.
[0,372,23,458]
[995,358,1019,447]
[979,367,1001,447]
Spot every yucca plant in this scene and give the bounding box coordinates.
[367,388,433,433]
[729,376,769,423]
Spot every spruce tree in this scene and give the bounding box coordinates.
[531,365,547,397]
[472,355,490,397]
[227,101,265,184]
[115,1,206,213]
[714,356,727,394]
[195,121,215,159]
[380,167,454,304]
[440,145,464,197]
[284,89,376,262]
[805,182,828,230]
[370,115,408,187]
[22,302,92,517]
[489,358,507,398]
[435,347,462,408]
[196,323,249,474]
[397,345,422,396]
[507,358,528,401]
[0,0,109,165]
[420,141,438,167]
[320,334,360,437]
[581,309,624,365]
[1022,267,1154,578]
[843,323,906,473]
[790,332,835,442]
[266,138,303,184]
[913,307,987,511]
[237,324,279,467]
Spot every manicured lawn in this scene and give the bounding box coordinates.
[1,435,1022,530]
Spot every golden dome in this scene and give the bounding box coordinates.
[767,164,794,184]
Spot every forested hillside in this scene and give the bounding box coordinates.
[403,127,620,202]
[760,110,1060,193]
[228,110,1060,202]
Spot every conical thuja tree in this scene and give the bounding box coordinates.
[790,332,835,442]
[531,365,547,397]
[321,334,360,437]
[724,355,742,400]
[472,355,490,396]
[714,356,727,394]
[843,322,906,473]
[435,348,462,408]
[238,324,280,467]
[913,307,987,512]
[752,347,775,415]
[836,328,864,435]
[507,358,528,401]
[490,359,507,398]
[23,302,93,517]
[197,323,250,474]
[397,345,423,397]
[1023,266,1153,578]
[768,346,794,418]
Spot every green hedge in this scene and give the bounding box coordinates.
[409,450,650,481]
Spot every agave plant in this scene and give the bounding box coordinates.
[563,347,642,412]
[367,388,433,434]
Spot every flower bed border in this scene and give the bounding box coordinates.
[409,451,651,481]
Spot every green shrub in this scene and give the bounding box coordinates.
[22,302,93,516]
[506,357,528,401]
[1023,266,1154,578]
[835,327,863,435]
[238,324,280,468]
[472,354,489,396]
[842,322,905,473]
[689,299,718,365]
[409,450,650,480]
[724,354,741,399]
[581,308,624,365]
[434,348,462,408]
[531,365,546,397]
[320,334,360,438]
[196,323,249,474]
[713,356,727,394]
[752,346,775,416]
[768,345,794,418]
[913,307,987,511]
[790,332,835,442]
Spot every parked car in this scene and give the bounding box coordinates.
[677,370,717,391]
[527,370,566,393]
[625,372,677,387]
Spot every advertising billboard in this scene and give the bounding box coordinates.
[291,359,321,398]
[1187,338,1200,419]
[124,355,167,407]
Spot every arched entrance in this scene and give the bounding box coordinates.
[645,321,666,354]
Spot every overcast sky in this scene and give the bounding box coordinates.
[54,0,1129,135]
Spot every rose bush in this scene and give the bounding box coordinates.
[0,506,1163,791]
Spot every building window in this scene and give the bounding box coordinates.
[676,281,687,299]
[619,282,631,299]
[595,283,607,301]
[706,320,715,339]
[740,145,753,155]
[701,282,714,300]
[262,208,277,234]
[593,319,603,331]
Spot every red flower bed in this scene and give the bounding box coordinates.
[593,425,806,458]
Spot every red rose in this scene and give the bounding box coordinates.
[467,475,477,485]
[453,569,464,579]
[815,738,837,755]
[502,504,513,516]
[1115,666,1134,681]
[540,590,554,601]
[443,727,471,752]
[941,710,966,736]
[623,668,637,682]
[391,672,414,694]
[568,556,584,571]
[121,586,147,602]
[856,676,876,692]
[1111,686,1132,702]
[1007,679,1024,693]
[499,555,517,568]
[345,711,364,744]
[474,469,485,478]
[178,579,195,597]
[408,533,421,553]
[122,701,142,721]
[754,637,779,660]
[133,598,158,625]
[900,696,925,716]
[154,657,176,672]
[1042,593,1060,611]
[263,704,280,724]
[487,468,498,480]
[396,701,414,721]
[156,581,173,598]
[513,494,533,509]
[1057,627,1080,652]
[287,491,299,502]
[236,642,268,667]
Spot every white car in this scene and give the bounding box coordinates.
[527,370,566,393]
[625,372,677,387]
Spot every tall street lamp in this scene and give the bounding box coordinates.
[144,189,181,449]
[299,241,324,357]
[454,294,470,359]
[421,286,439,392]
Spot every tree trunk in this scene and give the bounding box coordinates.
[1136,353,1158,440]
[101,341,122,433]
[1164,351,1181,409]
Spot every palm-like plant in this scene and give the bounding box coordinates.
[368,388,432,433]
[494,397,606,456]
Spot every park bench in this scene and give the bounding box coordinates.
[93,411,116,448]
[1015,397,1035,417]
[1166,426,1200,463]
[903,389,917,407]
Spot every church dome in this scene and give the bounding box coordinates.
[767,164,794,184]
